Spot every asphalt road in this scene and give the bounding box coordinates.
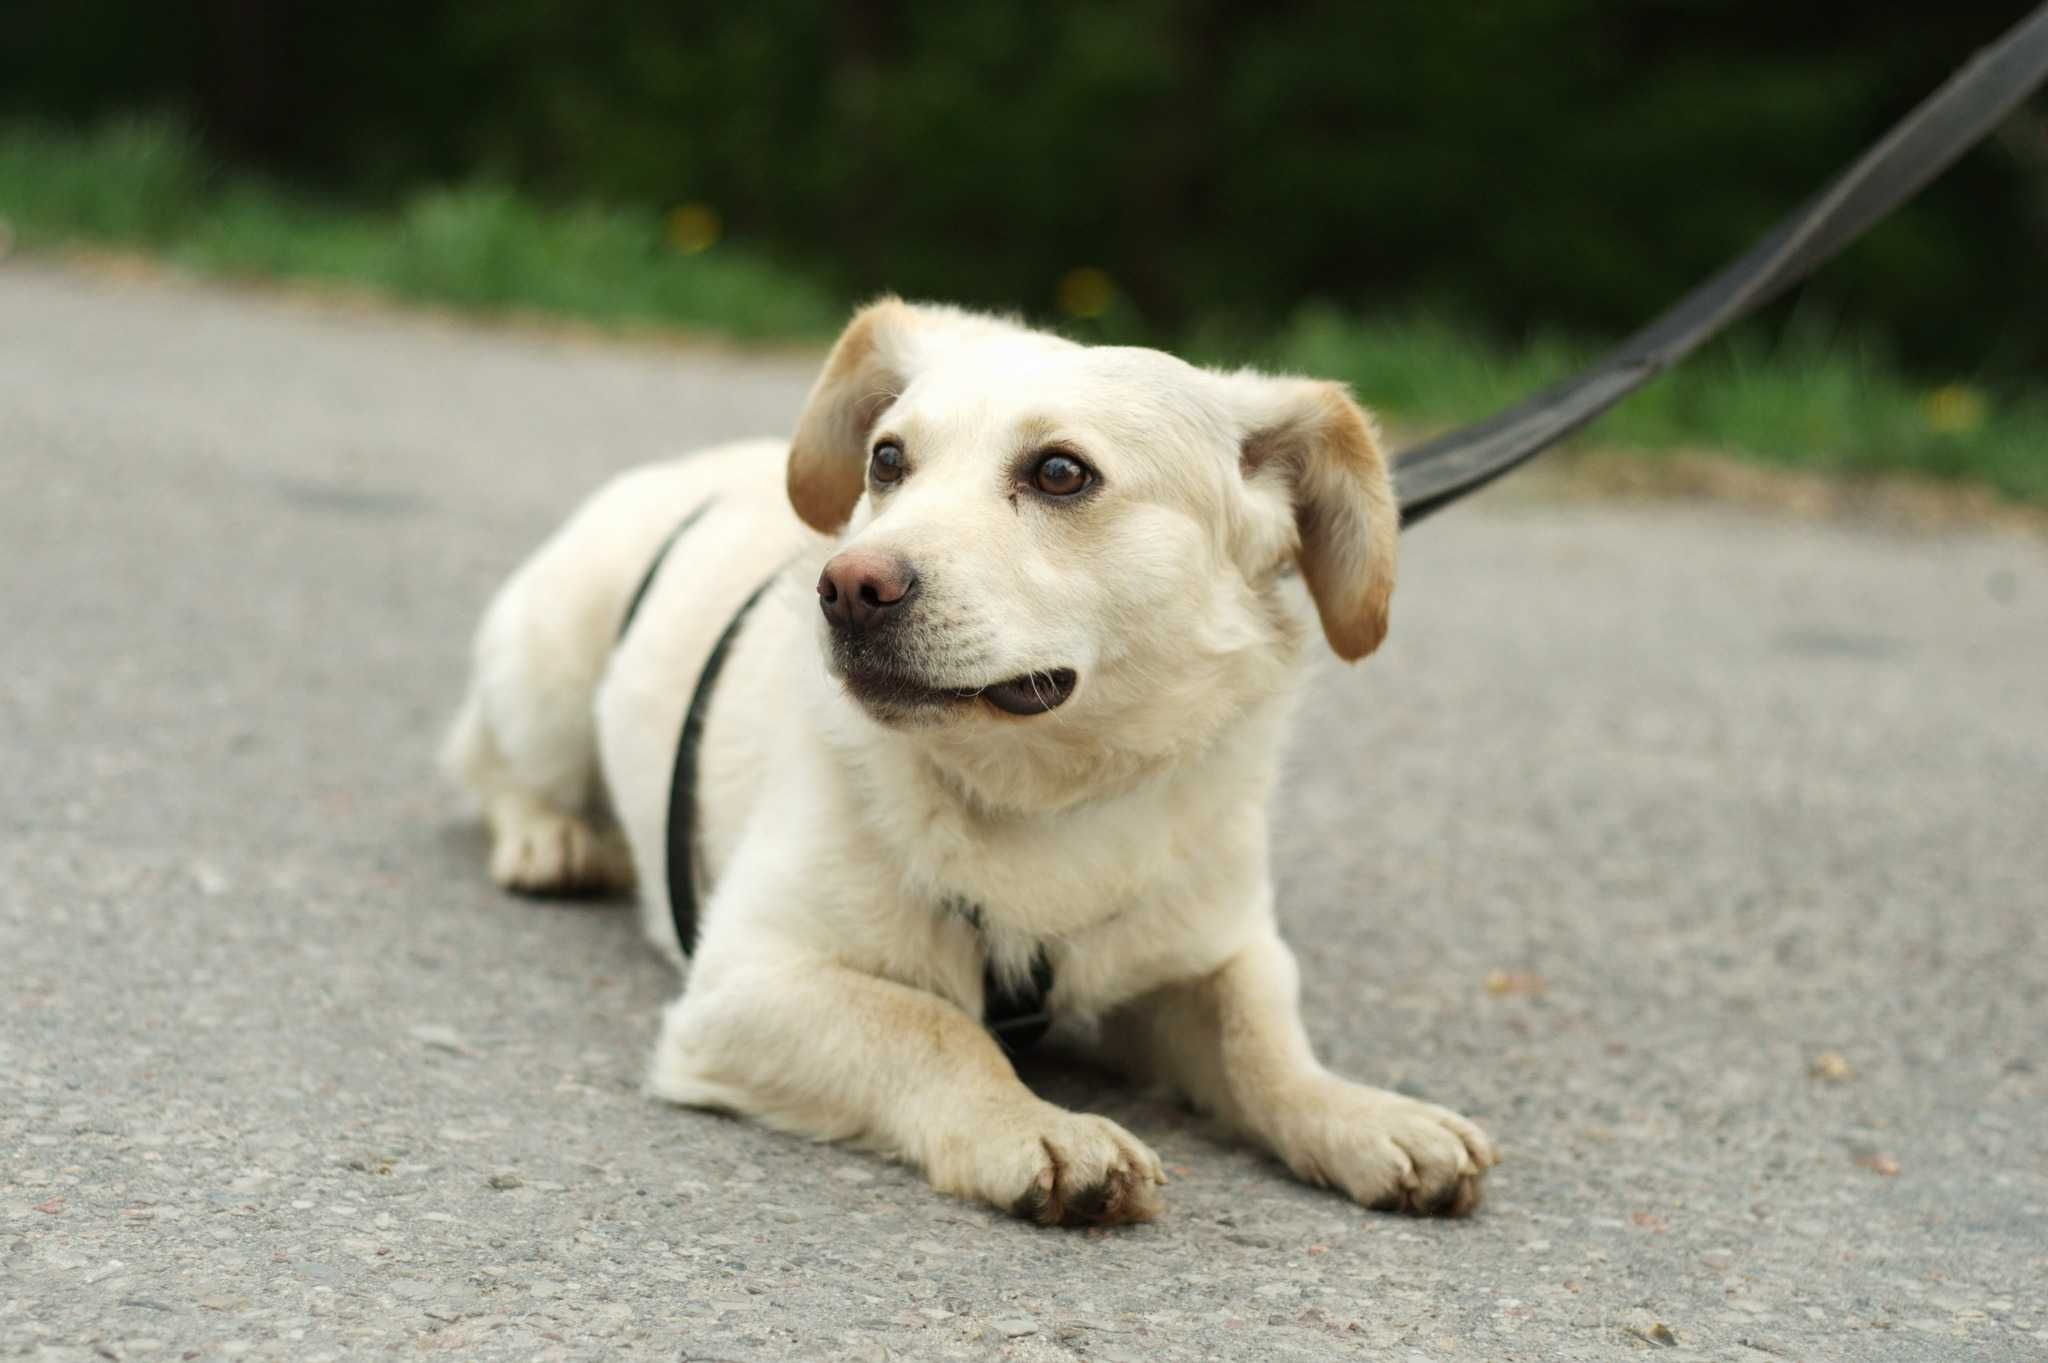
[3,261,2045,1363]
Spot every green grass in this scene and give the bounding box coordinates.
[0,118,842,341]
[1240,306,2048,505]
[4,118,2043,505]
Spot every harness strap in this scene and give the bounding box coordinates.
[949,899,1058,1053]
[661,574,777,957]
[982,945,1056,1055]
[618,499,717,641]
[612,496,775,955]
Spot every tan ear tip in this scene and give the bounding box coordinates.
[785,454,855,533]
[1323,603,1390,662]
[848,293,916,333]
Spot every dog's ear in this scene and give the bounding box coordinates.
[1233,375,1399,661]
[787,298,1021,533]
[786,298,915,533]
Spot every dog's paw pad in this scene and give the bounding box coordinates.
[947,1110,1162,1228]
[489,810,632,897]
[1015,1116,1165,1228]
[1280,1085,1496,1219]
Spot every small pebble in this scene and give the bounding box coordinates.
[1810,1051,1856,1082]
[993,1316,1038,1338]
[487,1172,524,1190]
[410,1024,476,1057]
[1485,969,1546,998]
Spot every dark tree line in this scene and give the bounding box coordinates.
[9,2,2045,376]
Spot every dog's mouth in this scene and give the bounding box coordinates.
[975,669,1079,715]
[842,666,1078,718]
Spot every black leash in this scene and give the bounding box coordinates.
[617,511,1057,1047]
[1393,4,2048,523]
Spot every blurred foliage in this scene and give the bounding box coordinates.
[0,121,842,339]
[1230,307,2048,503]
[5,2,2045,381]
[8,118,2046,504]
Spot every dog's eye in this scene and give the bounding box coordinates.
[869,441,906,486]
[1031,452,1092,497]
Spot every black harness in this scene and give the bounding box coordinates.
[615,504,1056,1054]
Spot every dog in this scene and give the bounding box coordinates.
[441,299,1497,1226]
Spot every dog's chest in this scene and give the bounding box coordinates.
[901,788,1179,943]
[893,768,1266,1017]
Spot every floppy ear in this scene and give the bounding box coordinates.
[1235,376,1399,661]
[786,298,916,532]
[786,298,1025,533]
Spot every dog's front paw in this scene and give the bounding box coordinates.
[1270,1080,1498,1217]
[930,1104,1166,1228]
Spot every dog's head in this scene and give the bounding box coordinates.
[788,299,1397,795]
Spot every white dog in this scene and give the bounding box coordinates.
[442,299,1497,1225]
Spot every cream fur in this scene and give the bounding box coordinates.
[441,301,1495,1226]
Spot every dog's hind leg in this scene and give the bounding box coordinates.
[441,449,789,899]
[483,786,632,896]
[441,557,635,898]
[442,679,633,898]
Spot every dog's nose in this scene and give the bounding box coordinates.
[817,550,918,631]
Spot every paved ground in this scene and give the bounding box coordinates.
[3,260,2045,1363]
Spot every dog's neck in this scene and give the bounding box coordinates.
[800,613,1310,943]
[926,653,1303,819]
[852,677,1301,941]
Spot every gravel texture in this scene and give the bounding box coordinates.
[3,261,2045,1362]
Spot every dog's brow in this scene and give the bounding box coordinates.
[1012,415,1062,448]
